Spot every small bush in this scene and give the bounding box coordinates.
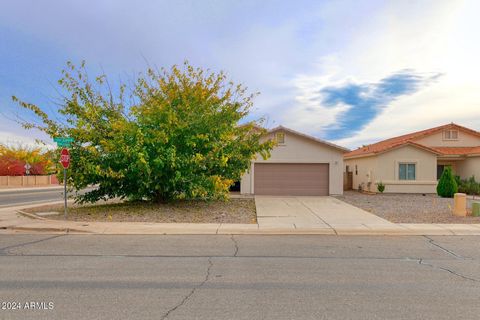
[457,175,480,195]
[377,181,385,193]
[454,175,462,187]
[436,167,458,198]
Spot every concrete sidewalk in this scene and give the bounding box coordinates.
[1,200,480,236]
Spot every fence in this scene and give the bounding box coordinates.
[0,175,59,187]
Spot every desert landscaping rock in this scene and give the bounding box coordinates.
[24,198,257,224]
[337,191,480,224]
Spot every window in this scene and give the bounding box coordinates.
[443,130,458,140]
[275,132,285,144]
[399,163,416,180]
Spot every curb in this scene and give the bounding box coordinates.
[5,226,92,234]
[3,223,480,235]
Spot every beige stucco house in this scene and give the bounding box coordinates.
[344,123,480,193]
[239,126,349,196]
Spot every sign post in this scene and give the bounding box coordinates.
[60,148,71,220]
[24,163,31,175]
[54,137,74,220]
[54,137,74,148]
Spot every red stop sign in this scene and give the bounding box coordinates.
[60,148,70,169]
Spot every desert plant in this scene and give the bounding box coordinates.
[436,166,458,198]
[455,175,480,195]
[454,175,462,186]
[377,181,385,193]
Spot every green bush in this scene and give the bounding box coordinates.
[457,175,480,195]
[436,167,458,198]
[454,175,462,187]
[377,181,385,193]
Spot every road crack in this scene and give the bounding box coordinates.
[0,235,64,255]
[418,259,479,282]
[161,257,213,320]
[230,235,239,257]
[423,236,464,259]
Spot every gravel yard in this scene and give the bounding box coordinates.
[336,191,480,224]
[24,198,257,224]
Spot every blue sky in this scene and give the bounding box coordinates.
[1,0,480,149]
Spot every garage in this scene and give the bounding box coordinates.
[254,163,329,196]
[240,126,349,196]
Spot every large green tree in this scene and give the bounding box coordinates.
[14,61,274,203]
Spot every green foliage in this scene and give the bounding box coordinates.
[436,167,458,198]
[376,181,385,193]
[456,175,480,195]
[14,61,274,203]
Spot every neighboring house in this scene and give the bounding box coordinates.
[344,123,480,193]
[240,126,349,196]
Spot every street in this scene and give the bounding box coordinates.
[0,188,65,208]
[1,234,479,319]
[0,187,95,208]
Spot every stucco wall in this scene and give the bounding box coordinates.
[0,175,57,187]
[456,157,480,180]
[345,145,438,193]
[375,145,437,180]
[375,145,438,193]
[240,130,345,195]
[414,130,480,147]
[344,156,378,192]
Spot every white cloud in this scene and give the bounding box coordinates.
[2,0,480,150]
[284,0,480,148]
[0,130,52,148]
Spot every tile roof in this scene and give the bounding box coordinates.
[345,123,480,158]
[432,146,480,156]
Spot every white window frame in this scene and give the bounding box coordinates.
[443,130,459,141]
[275,132,285,145]
[398,163,416,180]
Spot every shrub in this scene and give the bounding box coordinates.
[377,181,385,193]
[436,167,458,198]
[454,175,462,187]
[14,61,274,203]
[457,176,480,195]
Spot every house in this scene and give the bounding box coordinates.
[240,126,349,196]
[344,123,480,193]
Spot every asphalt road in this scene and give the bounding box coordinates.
[0,188,94,208]
[0,234,479,320]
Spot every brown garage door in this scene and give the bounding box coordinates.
[254,163,329,196]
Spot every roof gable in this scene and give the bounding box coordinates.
[345,123,480,158]
[268,126,350,153]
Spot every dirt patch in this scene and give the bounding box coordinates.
[24,198,257,224]
[336,191,480,224]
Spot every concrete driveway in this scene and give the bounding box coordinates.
[255,196,397,233]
